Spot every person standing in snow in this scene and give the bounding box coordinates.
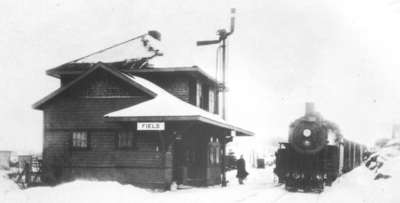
[236,155,249,184]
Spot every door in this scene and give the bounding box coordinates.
[173,139,184,184]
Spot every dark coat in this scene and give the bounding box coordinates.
[236,158,249,179]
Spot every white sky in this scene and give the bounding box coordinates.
[1,0,400,153]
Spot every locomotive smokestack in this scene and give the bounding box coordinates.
[305,102,315,115]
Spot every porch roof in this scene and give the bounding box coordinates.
[104,74,253,136]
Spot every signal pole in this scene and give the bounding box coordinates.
[196,8,236,187]
[197,8,235,120]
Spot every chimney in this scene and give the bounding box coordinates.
[305,102,315,115]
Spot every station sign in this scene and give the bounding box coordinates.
[137,122,165,131]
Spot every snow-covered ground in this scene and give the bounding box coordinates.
[1,148,400,203]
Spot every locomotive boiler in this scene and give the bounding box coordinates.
[274,103,366,192]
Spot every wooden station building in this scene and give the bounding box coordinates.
[33,60,253,189]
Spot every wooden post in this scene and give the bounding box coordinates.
[159,131,166,152]
[221,131,228,187]
[159,131,166,170]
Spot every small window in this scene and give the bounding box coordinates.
[196,82,202,107]
[209,147,215,164]
[215,146,220,164]
[117,131,136,149]
[72,131,89,149]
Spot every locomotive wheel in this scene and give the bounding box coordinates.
[285,185,297,192]
[273,174,282,184]
[313,188,323,193]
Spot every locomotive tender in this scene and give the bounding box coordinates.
[274,103,366,192]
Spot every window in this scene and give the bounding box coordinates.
[209,137,221,165]
[117,131,136,149]
[209,90,215,113]
[196,82,202,107]
[72,131,89,149]
[209,147,215,164]
[215,146,220,164]
[201,84,209,110]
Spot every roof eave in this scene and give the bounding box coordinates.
[197,116,254,136]
[46,64,220,86]
[46,69,60,78]
[126,66,219,87]
[104,115,254,136]
[104,115,201,122]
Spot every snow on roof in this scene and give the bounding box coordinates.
[105,74,253,136]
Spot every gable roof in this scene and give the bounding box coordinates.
[32,63,156,110]
[34,62,253,136]
[105,74,254,136]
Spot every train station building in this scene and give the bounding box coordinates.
[33,60,253,189]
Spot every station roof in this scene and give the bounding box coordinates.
[105,73,253,136]
[46,60,219,86]
[35,62,253,136]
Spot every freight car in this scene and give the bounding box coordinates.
[274,103,366,192]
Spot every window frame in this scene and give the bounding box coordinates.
[116,130,137,150]
[71,131,90,151]
[209,89,215,113]
[209,146,215,164]
[215,145,220,164]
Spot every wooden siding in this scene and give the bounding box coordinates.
[206,166,221,185]
[43,68,151,129]
[43,129,173,188]
[41,70,173,187]
[44,97,147,129]
[137,74,191,103]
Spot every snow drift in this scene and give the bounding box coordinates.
[1,141,400,203]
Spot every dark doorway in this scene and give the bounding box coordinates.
[173,139,184,184]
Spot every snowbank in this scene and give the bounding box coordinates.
[0,171,19,195]
[325,138,400,203]
[0,172,154,203]
[0,168,277,203]
[22,181,153,203]
[1,155,399,203]
[0,170,23,203]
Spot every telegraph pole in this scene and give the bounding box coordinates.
[197,8,236,187]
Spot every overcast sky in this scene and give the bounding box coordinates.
[1,0,400,153]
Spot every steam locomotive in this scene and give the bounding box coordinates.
[274,103,366,192]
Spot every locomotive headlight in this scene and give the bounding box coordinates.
[303,129,312,137]
[303,140,311,147]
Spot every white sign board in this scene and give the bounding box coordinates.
[137,122,165,131]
